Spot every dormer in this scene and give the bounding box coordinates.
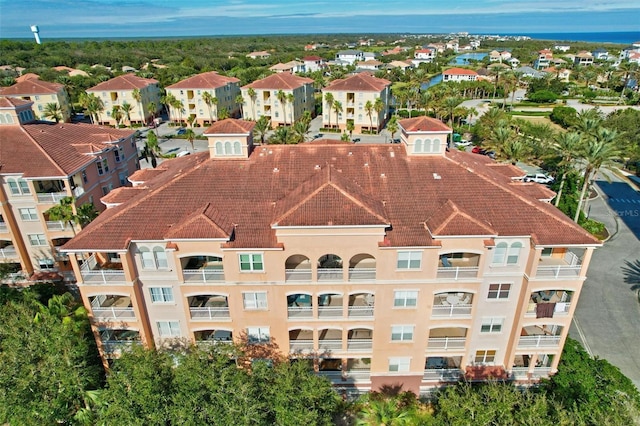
[0,97,36,126]
[397,116,453,156]
[202,118,256,159]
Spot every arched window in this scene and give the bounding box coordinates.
[153,246,168,268]
[215,142,223,155]
[414,139,423,153]
[507,242,523,264]
[423,139,432,153]
[233,141,241,155]
[224,141,232,155]
[432,138,441,153]
[492,242,508,264]
[0,115,5,124]
[140,246,168,269]
[139,247,155,269]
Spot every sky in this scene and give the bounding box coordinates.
[0,0,639,39]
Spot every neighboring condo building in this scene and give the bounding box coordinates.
[442,68,478,82]
[322,73,391,134]
[61,117,599,395]
[0,97,139,282]
[86,75,162,126]
[0,76,72,123]
[241,74,314,127]
[165,71,241,127]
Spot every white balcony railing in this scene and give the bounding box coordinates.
[285,269,312,282]
[427,337,466,350]
[46,220,70,231]
[189,307,230,320]
[37,192,67,203]
[347,306,374,318]
[0,248,18,259]
[511,367,530,379]
[102,340,138,354]
[318,339,343,351]
[183,269,224,283]
[287,306,313,318]
[436,266,479,280]
[317,371,343,381]
[527,302,571,316]
[423,369,464,382]
[347,339,372,351]
[431,304,472,317]
[196,339,233,347]
[348,268,376,281]
[317,268,343,281]
[0,223,7,232]
[345,370,371,381]
[532,367,552,378]
[73,186,85,198]
[92,307,136,320]
[535,266,582,279]
[518,335,561,348]
[289,340,314,352]
[80,270,127,284]
[318,306,343,318]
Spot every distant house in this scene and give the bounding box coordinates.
[628,52,640,65]
[358,60,383,71]
[488,50,502,62]
[619,45,640,60]
[335,50,364,65]
[412,48,436,66]
[574,51,594,67]
[426,43,446,53]
[534,49,553,70]
[543,67,571,82]
[554,44,571,52]
[592,48,609,60]
[388,60,413,71]
[269,61,305,74]
[445,39,459,53]
[515,66,545,79]
[304,44,317,51]
[302,56,326,73]
[246,51,271,59]
[506,57,520,68]
[442,68,478,82]
[470,39,481,49]
[0,75,72,122]
[53,66,89,77]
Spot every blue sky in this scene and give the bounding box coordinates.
[1,0,639,39]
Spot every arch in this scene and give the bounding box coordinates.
[233,141,242,155]
[215,141,223,155]
[414,139,423,153]
[152,246,168,268]
[423,138,432,153]
[317,326,343,332]
[285,290,312,297]
[87,291,130,298]
[285,254,310,269]
[507,242,523,264]
[0,115,5,124]
[347,325,374,332]
[428,324,470,331]
[287,326,314,332]
[184,291,229,298]
[318,254,342,268]
[192,326,232,333]
[138,246,155,269]
[347,290,375,296]
[317,291,343,297]
[492,242,508,264]
[224,141,232,155]
[349,253,376,268]
[432,138,441,152]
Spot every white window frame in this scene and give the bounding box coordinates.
[393,290,418,307]
[157,320,180,337]
[492,242,508,264]
[488,283,511,300]
[28,233,47,246]
[397,251,421,270]
[507,242,523,265]
[239,253,264,272]
[139,246,168,270]
[388,357,411,372]
[391,325,414,341]
[150,287,174,303]
[480,318,503,333]
[19,208,38,221]
[243,292,268,310]
[8,178,31,195]
[246,326,270,343]
[474,350,496,365]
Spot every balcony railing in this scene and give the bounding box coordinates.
[527,302,571,316]
[289,340,314,352]
[347,306,374,318]
[102,340,138,354]
[287,306,313,318]
[348,268,376,281]
[431,304,472,317]
[535,266,582,279]
[189,307,230,320]
[423,369,463,382]
[427,337,466,350]
[46,220,70,231]
[318,306,343,318]
[518,335,561,348]
[436,266,479,280]
[532,367,552,378]
[317,371,343,381]
[73,186,85,198]
[0,223,7,232]
[92,307,136,320]
[80,269,127,284]
[37,192,67,204]
[317,268,343,281]
[346,370,371,381]
[347,339,372,351]
[511,367,530,379]
[285,269,312,282]
[318,339,342,351]
[196,339,233,347]
[183,269,224,283]
[0,248,17,259]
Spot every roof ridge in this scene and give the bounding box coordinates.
[21,125,67,176]
[325,169,389,224]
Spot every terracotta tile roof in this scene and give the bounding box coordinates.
[15,73,40,82]
[443,68,478,76]
[303,56,323,61]
[0,120,134,178]
[0,78,63,95]
[324,73,391,92]
[101,187,146,205]
[203,118,255,135]
[166,71,239,90]
[62,143,599,252]
[486,163,526,179]
[165,203,234,240]
[0,97,32,108]
[129,168,167,183]
[399,116,451,132]
[242,73,313,90]
[510,182,556,200]
[87,74,158,92]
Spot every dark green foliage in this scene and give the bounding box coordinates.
[550,106,578,128]
[528,90,559,103]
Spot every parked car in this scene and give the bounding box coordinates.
[471,146,495,159]
[524,173,554,184]
[391,138,401,144]
[176,150,191,157]
[352,138,361,143]
[176,128,187,135]
[456,139,472,147]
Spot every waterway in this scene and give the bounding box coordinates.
[450,52,488,65]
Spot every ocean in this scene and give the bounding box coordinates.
[517,32,640,44]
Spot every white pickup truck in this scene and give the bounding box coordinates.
[524,173,554,184]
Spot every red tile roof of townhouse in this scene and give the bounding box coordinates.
[203,118,256,134]
[399,116,451,132]
[242,73,313,90]
[0,97,32,108]
[166,71,239,89]
[442,68,478,76]
[303,56,323,61]
[62,140,599,253]
[415,49,434,54]
[87,74,159,92]
[0,78,64,95]
[324,73,391,92]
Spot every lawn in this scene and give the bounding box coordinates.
[510,115,565,132]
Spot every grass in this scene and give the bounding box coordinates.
[510,111,551,117]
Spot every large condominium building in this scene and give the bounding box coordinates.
[86,75,162,126]
[0,97,139,282]
[165,71,241,127]
[0,76,72,123]
[241,74,315,128]
[61,116,600,394]
[322,73,391,134]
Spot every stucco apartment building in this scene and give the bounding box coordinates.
[241,73,314,127]
[322,73,391,134]
[0,97,139,282]
[442,68,479,82]
[61,116,599,394]
[0,76,72,123]
[86,75,162,126]
[165,71,241,127]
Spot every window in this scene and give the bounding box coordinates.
[474,350,496,365]
[507,242,522,264]
[150,287,174,303]
[8,178,30,195]
[139,246,168,269]
[388,357,410,372]
[480,318,503,333]
[541,248,553,257]
[391,325,414,341]
[82,170,88,183]
[492,242,508,264]
[19,208,38,221]
[397,251,421,270]
[488,283,511,300]
[102,186,110,196]
[114,147,124,162]
[394,291,418,307]
[239,253,263,272]
[243,292,268,310]
[247,326,270,343]
[119,172,128,186]
[493,242,523,265]
[157,321,180,337]
[97,161,104,175]
[28,234,47,246]
[38,259,55,269]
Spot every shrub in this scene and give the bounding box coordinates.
[549,106,578,128]
[580,218,607,239]
[528,90,558,103]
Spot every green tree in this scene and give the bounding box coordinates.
[202,91,214,123]
[286,92,295,124]
[247,87,257,119]
[131,88,143,124]
[120,101,133,128]
[346,119,355,138]
[144,131,162,168]
[292,119,310,143]
[43,102,63,122]
[365,100,374,133]
[45,196,98,236]
[146,101,157,126]
[386,116,398,141]
[332,100,343,130]
[254,115,271,145]
[111,105,123,127]
[236,93,245,118]
[269,126,296,144]
[161,93,177,123]
[551,131,583,207]
[276,89,287,125]
[324,92,335,128]
[80,93,104,125]
[184,128,196,151]
[373,97,384,133]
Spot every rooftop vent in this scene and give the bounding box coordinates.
[348,152,352,156]
[433,173,441,180]
[314,165,321,170]
[273,168,279,172]
[380,173,386,178]
[390,152,395,158]
[364,162,369,167]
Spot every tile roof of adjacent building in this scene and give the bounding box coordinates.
[324,73,391,92]
[242,73,313,90]
[62,141,599,252]
[0,78,64,95]
[203,118,255,135]
[399,116,451,132]
[303,56,323,61]
[0,97,32,108]
[87,74,159,92]
[443,67,478,76]
[166,71,239,89]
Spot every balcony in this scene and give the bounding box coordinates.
[347,328,372,351]
[348,253,376,281]
[535,250,583,279]
[518,325,563,348]
[437,253,480,280]
[431,292,473,318]
[0,222,7,233]
[181,255,224,283]
[188,295,230,320]
[194,329,233,346]
[532,367,552,378]
[287,293,313,319]
[80,254,126,284]
[90,295,135,321]
[347,293,374,318]
[424,356,463,382]
[46,220,71,231]
[289,329,314,353]
[37,192,67,204]
[317,254,343,282]
[511,367,530,379]
[318,293,343,318]
[318,329,342,352]
[0,245,18,260]
[427,337,467,351]
[527,290,573,318]
[285,254,312,282]
[100,329,141,355]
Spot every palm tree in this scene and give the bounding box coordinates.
[45,197,98,236]
[247,88,257,120]
[286,93,295,124]
[111,105,123,128]
[186,115,196,128]
[486,125,516,157]
[81,93,104,125]
[386,116,399,142]
[217,108,229,120]
[365,100,374,133]
[373,98,384,133]
[120,102,133,128]
[202,91,214,123]
[332,100,343,131]
[211,97,219,121]
[276,90,287,125]
[131,88,143,124]
[173,98,185,125]
[253,116,270,145]
[143,131,162,168]
[268,126,295,144]
[466,106,478,129]
[346,120,355,138]
[552,131,583,207]
[43,102,63,123]
[292,119,310,143]
[146,102,157,127]
[616,61,639,104]
[443,96,463,128]
[184,128,196,152]
[356,397,412,426]
[235,94,245,119]
[161,93,177,123]
[324,93,334,128]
